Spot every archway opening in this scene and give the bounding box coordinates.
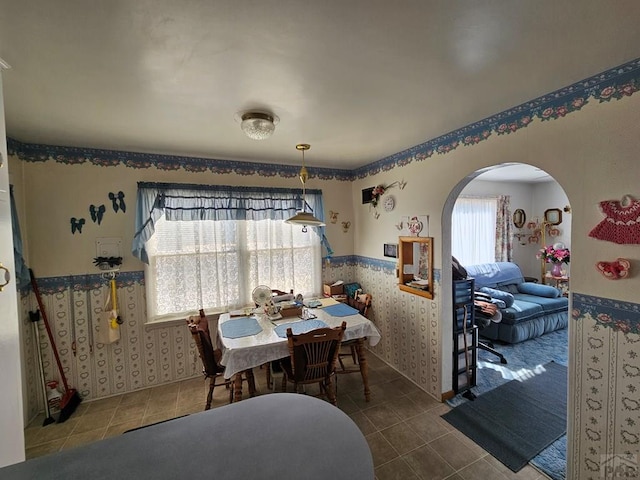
[441,162,571,478]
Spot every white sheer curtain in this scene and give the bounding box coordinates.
[145,216,321,323]
[451,196,497,267]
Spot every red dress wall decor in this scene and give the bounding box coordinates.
[589,195,640,244]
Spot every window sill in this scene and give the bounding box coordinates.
[144,312,222,331]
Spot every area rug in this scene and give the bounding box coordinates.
[442,361,567,472]
[447,328,568,479]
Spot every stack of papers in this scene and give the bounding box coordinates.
[407,279,429,289]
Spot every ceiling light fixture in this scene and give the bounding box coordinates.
[285,144,326,232]
[238,111,279,140]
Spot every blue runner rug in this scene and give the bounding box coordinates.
[447,328,568,479]
[442,361,567,472]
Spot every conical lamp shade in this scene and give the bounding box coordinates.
[285,211,326,227]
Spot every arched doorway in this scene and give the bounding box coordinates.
[440,162,571,479]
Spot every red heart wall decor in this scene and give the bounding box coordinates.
[596,258,631,280]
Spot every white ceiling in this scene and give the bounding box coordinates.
[1,1,639,170]
[475,164,553,183]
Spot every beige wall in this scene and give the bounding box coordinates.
[11,161,354,277]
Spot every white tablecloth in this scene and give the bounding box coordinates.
[218,308,381,379]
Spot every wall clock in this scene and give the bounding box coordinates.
[383,195,396,212]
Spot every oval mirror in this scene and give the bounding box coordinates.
[513,209,526,229]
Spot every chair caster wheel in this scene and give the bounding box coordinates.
[500,358,508,364]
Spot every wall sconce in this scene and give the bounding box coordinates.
[341,221,351,233]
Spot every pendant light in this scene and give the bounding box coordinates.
[285,144,325,232]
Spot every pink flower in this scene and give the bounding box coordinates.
[600,86,615,99]
[597,313,613,324]
[541,107,554,118]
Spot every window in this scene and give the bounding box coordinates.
[451,196,498,266]
[133,183,326,323]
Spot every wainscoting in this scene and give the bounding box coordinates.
[20,256,445,423]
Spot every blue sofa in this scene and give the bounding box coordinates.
[465,262,568,344]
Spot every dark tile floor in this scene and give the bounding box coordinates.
[25,352,550,480]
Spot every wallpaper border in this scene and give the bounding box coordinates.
[573,293,640,335]
[31,255,434,293]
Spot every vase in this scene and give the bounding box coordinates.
[551,262,563,277]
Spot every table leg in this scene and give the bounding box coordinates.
[354,338,370,402]
[246,369,257,397]
[232,369,257,402]
[233,373,244,402]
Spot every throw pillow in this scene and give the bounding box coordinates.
[478,286,515,308]
[517,282,561,298]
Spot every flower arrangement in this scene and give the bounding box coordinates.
[370,185,387,207]
[370,181,402,207]
[536,244,570,264]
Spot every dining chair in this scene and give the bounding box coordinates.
[280,321,347,405]
[339,293,372,369]
[187,311,255,408]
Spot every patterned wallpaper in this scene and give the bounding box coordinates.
[21,257,445,415]
[571,295,640,480]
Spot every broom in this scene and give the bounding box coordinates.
[29,268,82,423]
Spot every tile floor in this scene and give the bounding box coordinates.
[25,353,551,480]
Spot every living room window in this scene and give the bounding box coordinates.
[452,196,498,266]
[451,195,513,266]
[132,182,326,323]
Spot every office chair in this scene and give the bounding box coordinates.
[474,295,507,365]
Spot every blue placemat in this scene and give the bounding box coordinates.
[220,317,263,339]
[274,319,328,338]
[322,303,359,317]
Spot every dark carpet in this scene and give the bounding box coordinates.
[442,361,567,472]
[446,328,568,480]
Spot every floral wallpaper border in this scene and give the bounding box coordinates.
[8,57,640,181]
[29,255,439,293]
[573,293,640,335]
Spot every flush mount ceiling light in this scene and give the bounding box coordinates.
[237,111,279,140]
[285,144,326,232]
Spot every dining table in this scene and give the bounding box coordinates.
[217,300,382,402]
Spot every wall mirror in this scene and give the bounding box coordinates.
[544,208,562,225]
[398,236,433,299]
[513,209,526,229]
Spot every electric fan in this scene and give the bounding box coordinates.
[252,285,272,308]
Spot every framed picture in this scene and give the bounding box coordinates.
[384,243,398,258]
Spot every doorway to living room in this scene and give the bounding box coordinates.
[441,162,571,480]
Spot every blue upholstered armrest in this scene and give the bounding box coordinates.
[479,286,515,307]
[517,282,561,298]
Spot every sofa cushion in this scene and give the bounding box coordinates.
[517,282,561,298]
[500,299,544,325]
[478,287,515,308]
[465,262,525,289]
[513,294,568,314]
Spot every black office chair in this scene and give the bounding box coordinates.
[473,293,507,365]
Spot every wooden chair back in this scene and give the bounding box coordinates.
[187,313,224,377]
[285,321,346,384]
[347,293,372,318]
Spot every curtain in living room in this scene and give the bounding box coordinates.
[452,196,497,266]
[495,195,513,262]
